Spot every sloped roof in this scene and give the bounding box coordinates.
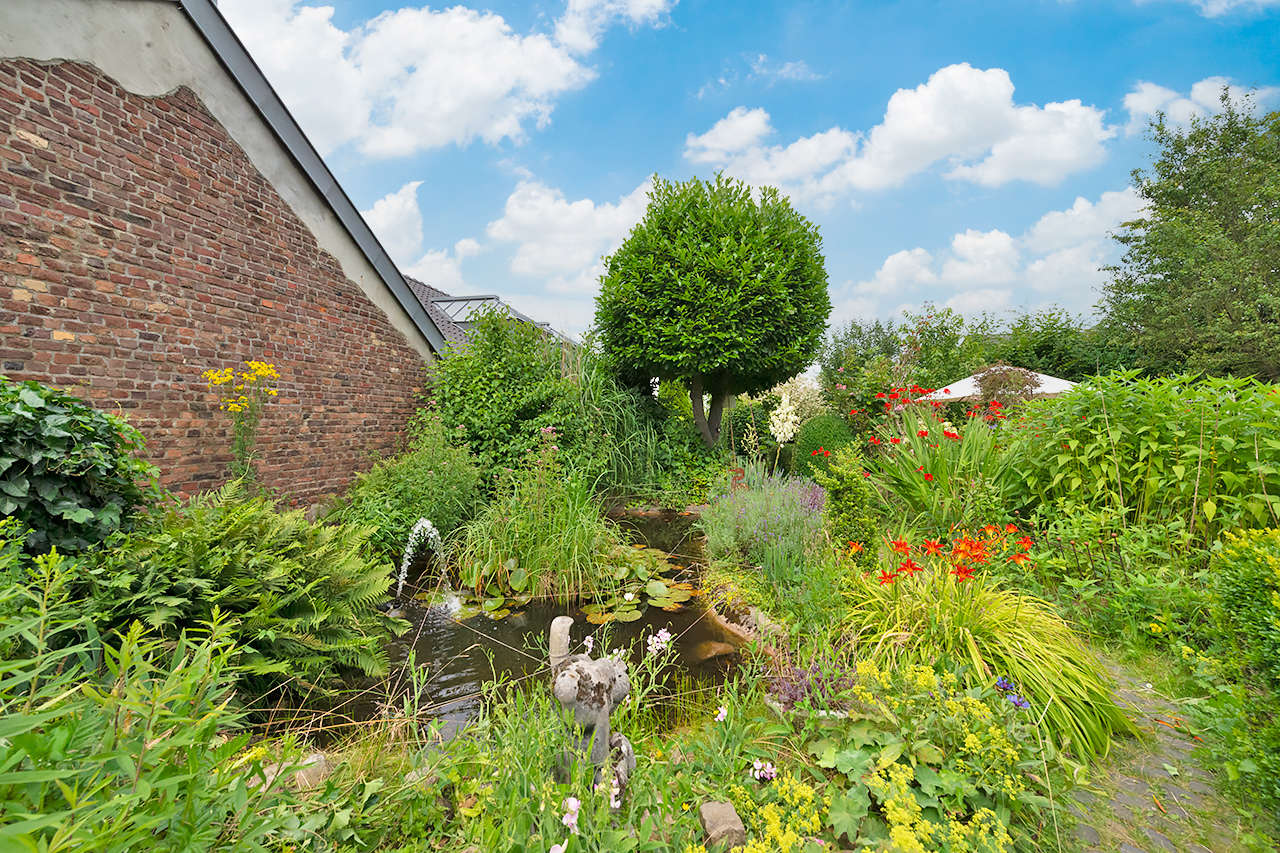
[174,0,448,353]
[916,369,1077,402]
[403,277,572,345]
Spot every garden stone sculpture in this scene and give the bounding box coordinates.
[549,616,636,800]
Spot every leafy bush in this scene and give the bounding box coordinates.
[866,408,1022,530]
[0,376,157,552]
[812,445,878,565]
[86,482,402,698]
[0,557,310,850]
[784,660,1059,849]
[1214,528,1280,685]
[841,527,1135,759]
[330,413,481,559]
[793,414,854,476]
[1012,371,1280,544]
[701,462,826,587]
[452,443,624,604]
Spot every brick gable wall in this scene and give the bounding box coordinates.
[0,58,428,503]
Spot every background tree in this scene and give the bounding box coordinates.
[1099,93,1280,379]
[594,174,831,446]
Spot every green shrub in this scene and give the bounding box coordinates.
[86,482,402,698]
[0,376,158,553]
[1013,371,1280,544]
[700,462,827,587]
[842,529,1135,759]
[330,413,481,559]
[867,408,1022,531]
[452,444,624,604]
[812,445,878,564]
[1214,528,1280,685]
[793,414,854,476]
[0,556,310,850]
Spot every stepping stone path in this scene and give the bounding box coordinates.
[1063,665,1257,852]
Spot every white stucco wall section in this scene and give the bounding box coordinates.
[0,0,434,361]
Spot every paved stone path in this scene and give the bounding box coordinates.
[1063,667,1257,852]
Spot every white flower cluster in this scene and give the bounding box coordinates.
[769,392,800,444]
[646,628,673,656]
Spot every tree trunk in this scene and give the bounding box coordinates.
[689,377,727,448]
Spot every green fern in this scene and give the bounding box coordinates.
[86,480,403,702]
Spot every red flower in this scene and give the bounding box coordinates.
[923,472,934,482]
[983,524,999,536]
[951,564,975,582]
[888,392,900,400]
[811,449,820,456]
[922,539,943,556]
[891,538,911,555]
[862,470,871,478]
[917,429,929,437]
[943,388,951,394]
[869,436,882,445]
[875,392,887,399]
[1004,523,1018,533]
[847,541,864,554]
[1008,552,1031,566]
[1016,536,1034,550]
[899,558,922,575]
[877,569,898,585]
[943,430,960,440]
[890,437,902,445]
[823,448,831,457]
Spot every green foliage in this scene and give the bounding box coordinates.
[452,444,625,604]
[842,530,1135,759]
[1214,528,1280,685]
[1011,371,1280,545]
[1100,97,1280,379]
[0,557,310,850]
[0,376,158,553]
[793,414,854,477]
[700,462,827,588]
[812,446,878,563]
[987,309,1132,381]
[329,413,481,559]
[867,408,1022,530]
[431,306,583,475]
[595,173,831,446]
[794,662,1058,849]
[85,482,402,698]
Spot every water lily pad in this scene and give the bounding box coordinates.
[667,588,692,603]
[508,594,532,608]
[614,609,643,622]
[508,566,529,592]
[481,596,506,612]
[612,564,631,581]
[581,603,604,617]
[661,603,684,612]
[485,608,511,620]
[585,611,613,625]
[644,579,670,599]
[648,596,674,609]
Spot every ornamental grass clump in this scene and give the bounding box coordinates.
[841,524,1135,759]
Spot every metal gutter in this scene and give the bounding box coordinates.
[173,0,447,354]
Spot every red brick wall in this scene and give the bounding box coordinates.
[0,59,429,503]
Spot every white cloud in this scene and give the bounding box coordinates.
[360,181,424,265]
[832,186,1140,322]
[555,0,675,54]
[697,53,824,99]
[1123,75,1280,135]
[686,63,1114,202]
[1161,0,1280,16]
[748,54,823,83]
[404,238,483,294]
[219,0,670,158]
[486,178,652,292]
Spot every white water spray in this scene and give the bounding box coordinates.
[397,517,444,601]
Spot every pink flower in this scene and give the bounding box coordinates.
[715,705,727,722]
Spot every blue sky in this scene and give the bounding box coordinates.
[221,0,1279,337]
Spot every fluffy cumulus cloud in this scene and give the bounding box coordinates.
[403,238,482,294]
[219,0,673,157]
[1123,76,1280,135]
[832,186,1143,322]
[485,178,652,293]
[685,63,1114,203]
[361,181,482,291]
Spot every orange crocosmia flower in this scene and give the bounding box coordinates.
[899,558,922,575]
[847,541,864,554]
[982,524,999,536]
[890,538,911,555]
[1005,523,1018,533]
[1008,552,1031,565]
[877,569,898,586]
[922,539,943,556]
[1016,536,1034,550]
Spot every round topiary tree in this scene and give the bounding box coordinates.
[792,413,854,477]
[594,173,831,447]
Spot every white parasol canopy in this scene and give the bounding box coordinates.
[915,369,1077,403]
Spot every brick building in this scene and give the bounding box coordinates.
[0,0,458,503]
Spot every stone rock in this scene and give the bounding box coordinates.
[688,640,737,664]
[1117,844,1148,853]
[699,801,747,849]
[1073,824,1101,845]
[291,752,330,790]
[1142,827,1176,852]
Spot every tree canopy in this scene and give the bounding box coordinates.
[594,174,831,446]
[1099,93,1280,380]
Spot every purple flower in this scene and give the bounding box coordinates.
[1008,694,1030,710]
[995,676,1014,692]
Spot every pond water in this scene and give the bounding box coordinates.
[329,510,741,729]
